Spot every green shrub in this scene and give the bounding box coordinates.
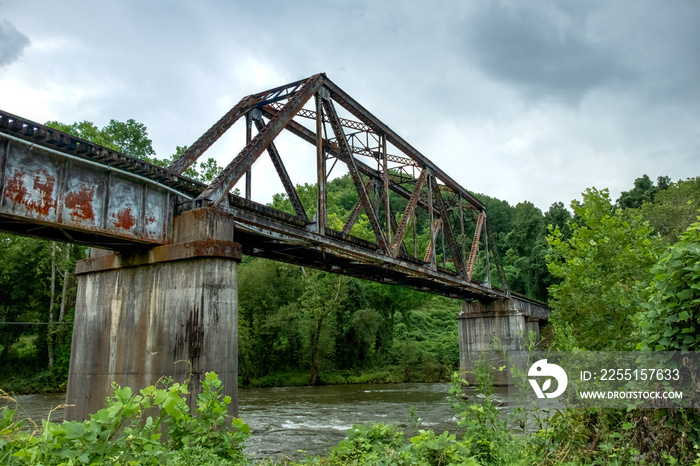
[639,219,700,352]
[0,372,250,465]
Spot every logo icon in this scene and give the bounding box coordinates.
[528,359,568,399]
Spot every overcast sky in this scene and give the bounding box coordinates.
[1,0,698,211]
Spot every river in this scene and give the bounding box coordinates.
[1,383,511,462]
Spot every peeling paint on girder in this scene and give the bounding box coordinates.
[64,185,96,222]
[3,168,57,217]
[114,208,137,230]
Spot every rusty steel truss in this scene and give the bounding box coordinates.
[170,73,511,301]
[0,73,538,304]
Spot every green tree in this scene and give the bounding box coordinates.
[102,119,155,159]
[543,201,572,240]
[45,120,155,159]
[503,202,545,298]
[289,269,348,385]
[0,235,51,360]
[166,146,222,183]
[472,192,514,249]
[617,174,670,209]
[237,258,304,379]
[639,218,700,351]
[640,176,700,244]
[547,188,664,350]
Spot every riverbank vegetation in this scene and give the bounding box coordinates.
[1,119,699,463]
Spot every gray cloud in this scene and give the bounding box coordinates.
[0,18,30,69]
[0,0,696,210]
[462,1,634,104]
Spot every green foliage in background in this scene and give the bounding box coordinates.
[639,219,700,351]
[547,187,664,350]
[640,177,700,244]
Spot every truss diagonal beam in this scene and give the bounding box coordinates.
[198,74,323,205]
[342,198,363,234]
[375,182,408,258]
[169,96,253,175]
[424,218,442,264]
[321,96,389,253]
[466,211,484,281]
[431,180,466,277]
[342,179,374,234]
[390,168,427,258]
[252,115,309,222]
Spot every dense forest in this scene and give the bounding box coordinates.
[1,119,699,463]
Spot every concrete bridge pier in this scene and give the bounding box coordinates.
[457,299,544,386]
[65,207,241,421]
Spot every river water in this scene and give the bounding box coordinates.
[1,383,511,462]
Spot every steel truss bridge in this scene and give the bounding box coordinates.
[0,73,547,314]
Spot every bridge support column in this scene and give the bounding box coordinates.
[458,299,543,386]
[65,207,241,421]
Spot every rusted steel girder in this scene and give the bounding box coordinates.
[0,120,178,249]
[198,74,324,206]
[466,211,484,281]
[0,110,202,198]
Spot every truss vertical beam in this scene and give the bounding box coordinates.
[426,172,436,267]
[251,113,308,221]
[321,96,389,253]
[198,74,324,206]
[316,93,327,234]
[245,113,252,200]
[483,210,491,286]
[381,135,391,243]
